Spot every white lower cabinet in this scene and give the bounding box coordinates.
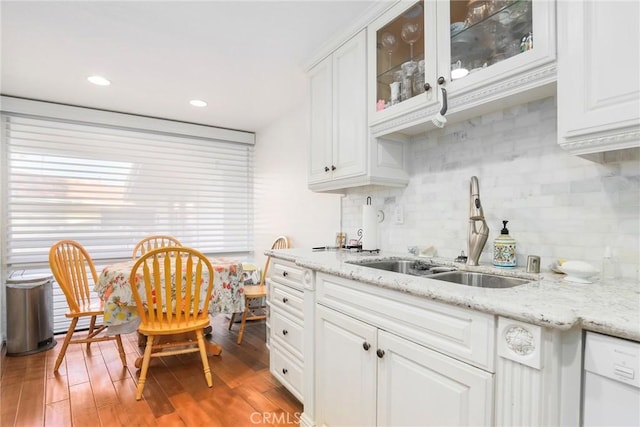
[269,259,306,402]
[265,261,582,427]
[316,306,493,426]
[315,289,494,426]
[315,304,377,427]
[377,330,493,427]
[494,318,582,427]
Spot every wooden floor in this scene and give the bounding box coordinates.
[0,315,302,426]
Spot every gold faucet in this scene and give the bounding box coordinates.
[467,176,489,266]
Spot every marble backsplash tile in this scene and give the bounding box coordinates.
[342,96,640,280]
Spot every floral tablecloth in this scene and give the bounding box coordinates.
[95,257,245,330]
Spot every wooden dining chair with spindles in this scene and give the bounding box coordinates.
[132,235,182,260]
[229,235,290,344]
[130,246,215,400]
[49,240,127,373]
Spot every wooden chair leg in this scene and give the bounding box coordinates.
[136,335,155,401]
[236,304,250,345]
[54,317,78,373]
[115,334,127,367]
[228,313,236,330]
[86,315,97,350]
[196,329,213,387]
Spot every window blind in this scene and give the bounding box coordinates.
[3,113,254,269]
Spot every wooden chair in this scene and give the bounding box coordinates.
[132,235,182,260]
[130,246,215,400]
[229,236,290,344]
[49,240,127,373]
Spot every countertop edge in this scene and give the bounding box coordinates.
[266,249,640,341]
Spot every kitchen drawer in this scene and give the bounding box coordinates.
[270,341,303,403]
[316,272,495,372]
[270,259,305,291]
[271,281,304,320]
[271,309,304,359]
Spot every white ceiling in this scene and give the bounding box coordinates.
[1,0,381,132]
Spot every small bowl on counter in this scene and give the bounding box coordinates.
[559,260,599,284]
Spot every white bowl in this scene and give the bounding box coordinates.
[560,261,598,283]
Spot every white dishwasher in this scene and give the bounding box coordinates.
[583,332,640,426]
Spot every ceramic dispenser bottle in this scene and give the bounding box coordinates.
[493,220,516,267]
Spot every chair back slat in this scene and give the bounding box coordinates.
[176,255,184,323]
[49,240,99,313]
[260,236,290,286]
[192,258,203,322]
[71,247,89,303]
[164,255,173,323]
[132,235,182,260]
[130,247,214,329]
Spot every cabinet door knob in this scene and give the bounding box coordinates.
[282,271,288,277]
[282,329,288,335]
[282,368,288,375]
[282,297,288,303]
[324,166,330,172]
[376,349,385,358]
[424,82,431,92]
[331,165,336,171]
[437,76,446,85]
[362,342,371,351]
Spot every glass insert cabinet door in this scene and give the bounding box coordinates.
[374,1,429,111]
[448,0,533,81]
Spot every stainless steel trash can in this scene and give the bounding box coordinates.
[6,274,57,356]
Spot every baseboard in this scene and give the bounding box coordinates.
[1,340,6,378]
[300,412,315,427]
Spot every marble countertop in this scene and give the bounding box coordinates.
[266,248,640,341]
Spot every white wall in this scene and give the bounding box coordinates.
[253,98,341,271]
[1,128,4,350]
[342,96,640,280]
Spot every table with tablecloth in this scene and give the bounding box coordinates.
[94,256,245,354]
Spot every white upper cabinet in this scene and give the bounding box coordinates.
[308,29,409,192]
[369,0,556,137]
[368,0,440,134]
[557,0,640,155]
[308,57,335,184]
[309,31,367,189]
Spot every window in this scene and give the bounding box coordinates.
[1,97,255,332]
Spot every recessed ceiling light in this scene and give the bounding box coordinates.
[190,99,208,107]
[87,75,111,86]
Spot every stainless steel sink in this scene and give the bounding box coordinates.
[347,259,455,277]
[347,259,530,288]
[429,271,530,288]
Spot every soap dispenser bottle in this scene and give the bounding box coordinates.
[493,220,516,267]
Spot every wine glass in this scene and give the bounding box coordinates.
[381,32,399,70]
[401,22,422,60]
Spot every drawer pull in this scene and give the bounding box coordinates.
[282,297,288,303]
[362,342,371,351]
[282,329,288,336]
[282,271,288,277]
[324,166,330,172]
[282,368,288,375]
[376,349,385,358]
